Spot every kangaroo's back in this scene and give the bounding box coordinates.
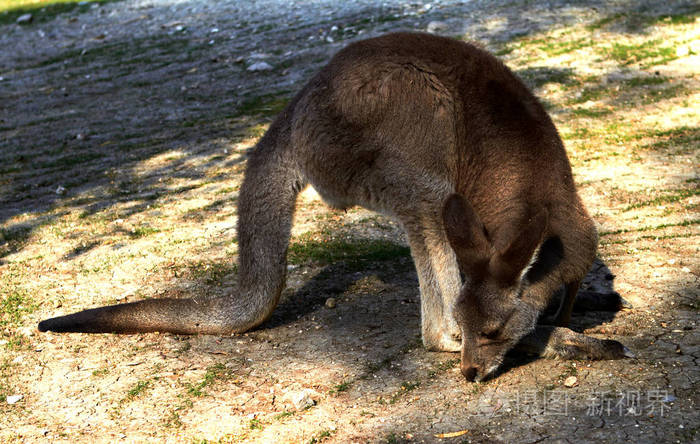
[290,33,593,257]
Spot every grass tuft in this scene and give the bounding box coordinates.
[0,291,37,328]
[288,234,409,268]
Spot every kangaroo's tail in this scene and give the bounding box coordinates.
[39,116,305,334]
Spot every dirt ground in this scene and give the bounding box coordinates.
[0,0,698,442]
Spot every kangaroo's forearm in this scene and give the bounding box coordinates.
[515,325,633,360]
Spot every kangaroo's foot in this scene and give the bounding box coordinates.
[402,206,463,354]
[541,289,631,326]
[423,326,462,352]
[514,325,634,360]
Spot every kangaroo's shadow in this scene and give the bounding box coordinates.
[257,243,627,380]
[261,256,419,331]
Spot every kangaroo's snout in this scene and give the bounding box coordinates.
[461,363,479,382]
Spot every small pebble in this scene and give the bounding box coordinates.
[16,13,33,24]
[427,21,448,33]
[563,376,578,387]
[247,61,273,72]
[6,394,23,405]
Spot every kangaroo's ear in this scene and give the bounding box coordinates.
[442,193,492,277]
[489,206,548,284]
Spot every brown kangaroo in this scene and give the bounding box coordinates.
[38,32,630,381]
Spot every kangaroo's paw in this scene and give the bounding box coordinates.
[515,326,634,360]
[423,329,462,352]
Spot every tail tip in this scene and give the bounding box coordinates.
[37,319,54,332]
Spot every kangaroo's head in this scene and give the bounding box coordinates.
[442,193,547,382]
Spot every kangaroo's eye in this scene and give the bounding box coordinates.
[480,329,500,340]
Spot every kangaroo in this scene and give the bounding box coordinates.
[39,32,630,381]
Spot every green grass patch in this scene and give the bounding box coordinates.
[585,11,698,33]
[185,363,233,397]
[585,13,626,31]
[600,232,696,245]
[599,219,700,236]
[273,411,294,421]
[601,122,638,145]
[32,34,191,70]
[644,13,700,26]
[644,126,700,152]
[215,186,239,195]
[0,382,9,403]
[569,85,610,104]
[163,409,183,428]
[329,380,351,395]
[537,37,593,57]
[0,224,33,244]
[308,429,333,444]
[516,66,577,89]
[92,368,109,377]
[561,126,594,140]
[0,290,37,327]
[173,260,236,285]
[500,36,593,59]
[638,84,687,105]
[623,76,670,87]
[0,0,121,26]
[3,332,31,351]
[623,188,699,211]
[288,234,410,267]
[570,107,612,118]
[638,232,694,242]
[244,123,269,139]
[126,379,150,400]
[605,39,678,67]
[128,225,161,238]
[234,92,290,118]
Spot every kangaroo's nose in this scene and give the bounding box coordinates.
[461,364,478,382]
